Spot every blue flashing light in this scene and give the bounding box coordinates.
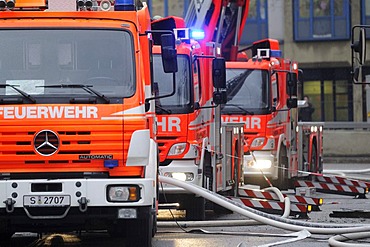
[114,0,135,11]
[190,29,205,40]
[270,50,282,58]
[104,160,119,169]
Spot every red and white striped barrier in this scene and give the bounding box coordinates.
[294,180,367,197]
[238,188,323,208]
[315,175,370,190]
[229,197,310,217]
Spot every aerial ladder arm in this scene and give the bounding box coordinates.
[184,0,250,60]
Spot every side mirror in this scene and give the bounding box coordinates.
[351,27,366,83]
[352,28,366,65]
[286,72,297,97]
[287,98,297,109]
[161,34,178,73]
[212,58,226,89]
[213,91,227,105]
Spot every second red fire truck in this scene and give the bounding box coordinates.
[223,39,323,189]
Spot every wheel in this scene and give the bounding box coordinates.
[184,195,206,220]
[107,221,127,238]
[213,202,233,215]
[125,217,153,247]
[276,146,289,190]
[0,222,14,246]
[152,212,157,237]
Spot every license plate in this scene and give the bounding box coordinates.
[23,195,70,207]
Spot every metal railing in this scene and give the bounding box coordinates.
[323,122,370,130]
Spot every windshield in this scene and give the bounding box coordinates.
[153,54,191,113]
[0,29,134,99]
[223,68,269,113]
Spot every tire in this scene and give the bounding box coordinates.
[152,211,157,237]
[0,221,13,246]
[107,221,127,238]
[185,195,206,220]
[0,232,13,247]
[213,202,233,215]
[125,216,153,247]
[276,146,289,190]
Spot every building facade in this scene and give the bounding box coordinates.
[146,0,368,122]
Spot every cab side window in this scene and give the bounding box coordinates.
[193,59,201,103]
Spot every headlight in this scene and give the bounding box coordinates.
[246,159,272,169]
[164,172,194,181]
[251,137,265,147]
[107,185,140,202]
[168,143,187,156]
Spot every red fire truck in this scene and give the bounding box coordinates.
[0,0,175,246]
[223,39,324,189]
[151,16,243,220]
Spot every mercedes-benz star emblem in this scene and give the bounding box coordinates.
[34,130,60,156]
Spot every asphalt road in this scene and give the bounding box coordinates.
[7,162,370,247]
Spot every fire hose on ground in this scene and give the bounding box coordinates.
[159,175,370,246]
[325,168,370,181]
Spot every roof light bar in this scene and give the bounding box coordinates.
[190,29,205,40]
[114,0,135,11]
[174,28,205,41]
[256,49,282,59]
[270,50,282,58]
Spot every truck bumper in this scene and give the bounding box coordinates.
[158,159,201,194]
[0,178,156,231]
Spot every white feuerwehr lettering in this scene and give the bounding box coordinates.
[0,106,98,119]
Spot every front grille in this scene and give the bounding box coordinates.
[0,124,124,167]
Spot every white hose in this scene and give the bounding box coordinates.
[159,176,370,235]
[157,219,262,228]
[325,168,370,174]
[328,232,370,247]
[264,187,290,218]
[324,169,370,181]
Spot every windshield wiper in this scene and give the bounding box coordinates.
[223,104,254,115]
[0,84,36,103]
[37,84,110,104]
[155,104,172,114]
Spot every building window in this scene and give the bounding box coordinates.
[301,68,353,121]
[148,0,188,19]
[293,0,350,41]
[362,0,370,38]
[240,0,268,46]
